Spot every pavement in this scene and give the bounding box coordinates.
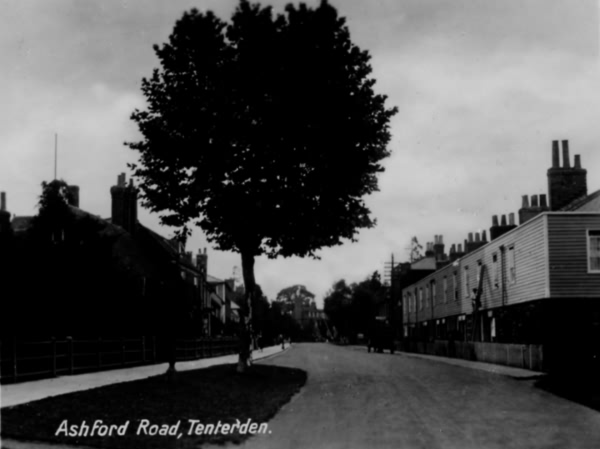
[346,344,546,379]
[392,349,546,379]
[0,344,288,409]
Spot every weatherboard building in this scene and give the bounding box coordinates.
[400,140,600,373]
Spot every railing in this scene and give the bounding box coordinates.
[0,336,239,384]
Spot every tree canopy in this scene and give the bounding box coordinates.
[126,0,397,370]
[323,272,388,343]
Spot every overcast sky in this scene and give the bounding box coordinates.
[2,0,600,307]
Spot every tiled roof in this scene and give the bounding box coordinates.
[560,189,600,211]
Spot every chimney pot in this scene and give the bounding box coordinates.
[509,213,515,225]
[0,192,5,211]
[562,140,570,168]
[482,230,487,242]
[468,232,473,243]
[531,195,539,207]
[540,194,548,208]
[522,195,529,208]
[458,243,463,253]
[574,154,582,169]
[475,232,481,242]
[450,244,455,253]
[501,215,507,226]
[492,215,499,226]
[552,140,560,168]
[439,235,443,244]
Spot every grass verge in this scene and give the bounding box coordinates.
[1,363,307,449]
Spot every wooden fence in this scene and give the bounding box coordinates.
[398,339,544,372]
[0,336,239,384]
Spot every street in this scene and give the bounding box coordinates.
[217,343,600,449]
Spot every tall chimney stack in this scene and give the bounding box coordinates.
[548,139,587,210]
[562,140,570,168]
[0,192,11,234]
[522,195,529,208]
[552,140,559,168]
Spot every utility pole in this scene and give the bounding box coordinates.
[383,253,397,334]
[54,133,58,180]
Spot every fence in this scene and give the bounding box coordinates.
[0,336,239,384]
[399,339,544,371]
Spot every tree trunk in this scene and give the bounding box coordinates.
[165,336,177,382]
[238,250,256,373]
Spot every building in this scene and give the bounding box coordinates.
[1,174,231,335]
[401,140,600,372]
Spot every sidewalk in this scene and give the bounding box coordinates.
[0,345,288,409]
[398,350,546,379]
[348,345,545,379]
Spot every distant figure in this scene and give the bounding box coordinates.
[280,334,285,350]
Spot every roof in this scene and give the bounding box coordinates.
[11,216,34,233]
[560,189,600,212]
[207,274,225,283]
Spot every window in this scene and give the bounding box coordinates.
[464,266,470,297]
[443,276,448,303]
[425,285,430,308]
[589,230,600,272]
[453,272,458,301]
[492,253,499,288]
[507,245,516,284]
[419,288,424,310]
[431,280,437,305]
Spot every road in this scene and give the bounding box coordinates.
[218,343,600,449]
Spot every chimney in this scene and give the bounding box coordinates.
[562,140,570,168]
[475,232,481,242]
[110,173,138,234]
[433,234,445,261]
[519,193,549,225]
[548,139,587,211]
[552,140,559,168]
[522,195,530,208]
[531,195,538,207]
[425,241,434,257]
[491,213,518,240]
[457,243,463,254]
[67,185,80,208]
[0,192,11,234]
[197,248,208,278]
[481,230,487,242]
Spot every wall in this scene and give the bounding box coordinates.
[547,213,600,297]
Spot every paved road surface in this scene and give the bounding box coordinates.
[215,343,600,449]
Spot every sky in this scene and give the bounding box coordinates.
[2,0,600,307]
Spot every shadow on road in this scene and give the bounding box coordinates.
[534,373,600,413]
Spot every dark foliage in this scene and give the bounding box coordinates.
[126,0,397,366]
[324,271,388,343]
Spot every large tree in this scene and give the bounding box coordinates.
[126,0,397,372]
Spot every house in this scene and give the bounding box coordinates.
[1,174,230,335]
[206,275,240,335]
[401,140,600,372]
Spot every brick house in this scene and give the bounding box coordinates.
[0,174,226,334]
